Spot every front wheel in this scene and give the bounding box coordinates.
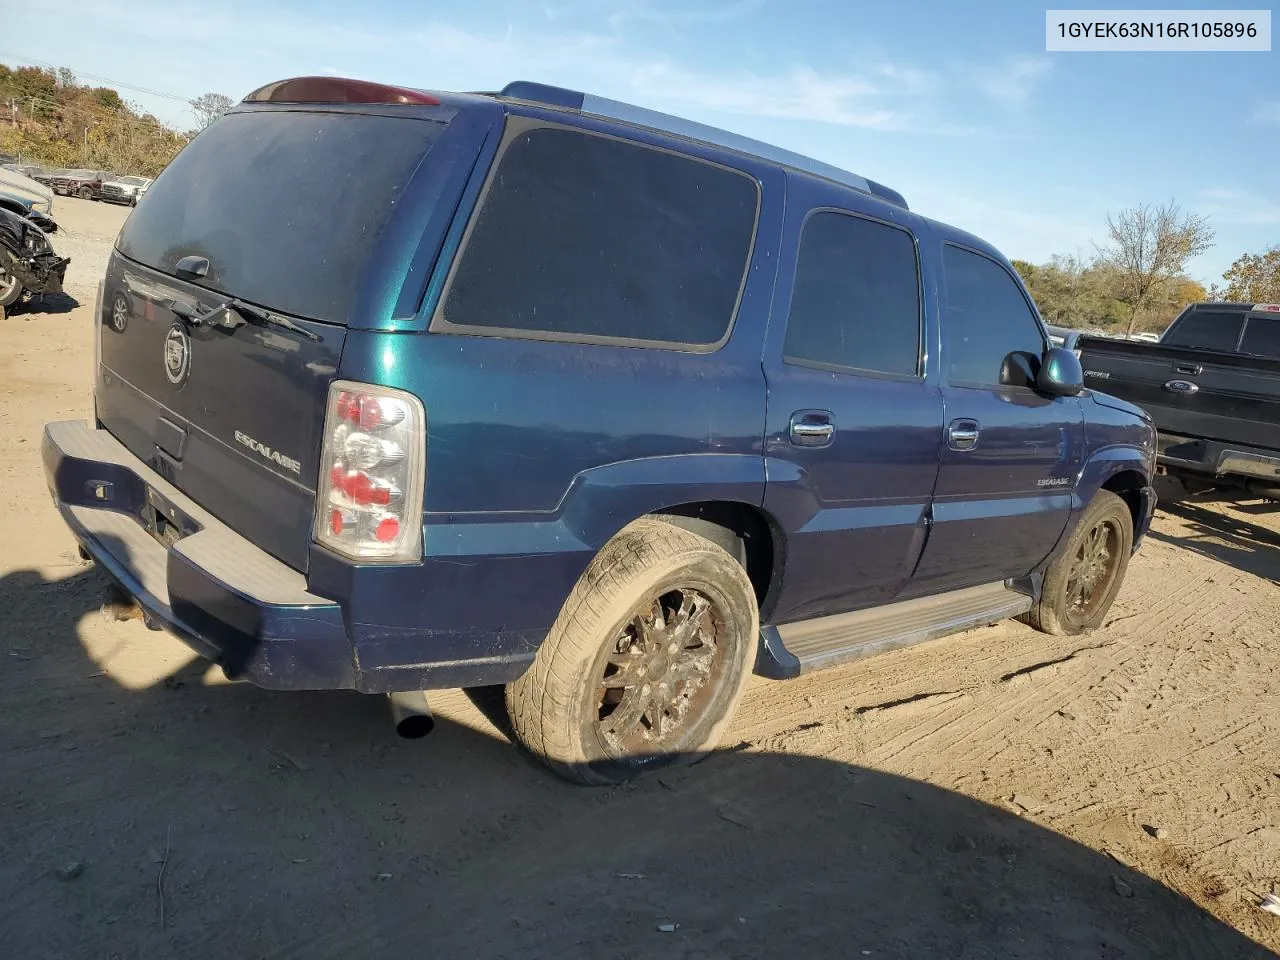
[1023,490,1133,636]
[78,186,93,200]
[506,518,759,785]
[0,250,23,308]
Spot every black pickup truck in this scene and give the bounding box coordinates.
[1077,302,1280,500]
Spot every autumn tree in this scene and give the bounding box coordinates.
[189,92,233,131]
[1220,246,1280,303]
[1095,202,1215,335]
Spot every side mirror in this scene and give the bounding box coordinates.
[1037,346,1084,397]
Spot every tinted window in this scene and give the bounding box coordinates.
[783,211,919,376]
[943,245,1045,386]
[1240,313,1280,358]
[439,126,757,346]
[118,111,442,323]
[1162,310,1245,352]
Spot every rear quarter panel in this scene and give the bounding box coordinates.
[311,112,787,685]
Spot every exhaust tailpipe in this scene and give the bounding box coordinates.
[388,690,435,739]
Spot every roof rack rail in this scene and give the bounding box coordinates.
[498,81,907,210]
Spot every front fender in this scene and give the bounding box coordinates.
[1056,444,1155,557]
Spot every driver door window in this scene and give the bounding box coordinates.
[942,245,1046,388]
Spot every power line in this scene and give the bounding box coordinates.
[0,50,195,104]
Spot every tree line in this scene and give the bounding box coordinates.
[1014,201,1278,336]
[0,65,231,179]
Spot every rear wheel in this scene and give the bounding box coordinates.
[506,517,758,785]
[1024,490,1133,636]
[78,186,93,200]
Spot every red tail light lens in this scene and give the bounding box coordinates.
[314,381,425,562]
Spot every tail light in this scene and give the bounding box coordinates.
[314,381,425,562]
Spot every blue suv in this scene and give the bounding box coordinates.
[43,77,1156,784]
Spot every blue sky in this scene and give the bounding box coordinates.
[5,0,1277,283]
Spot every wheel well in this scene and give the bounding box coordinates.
[1101,470,1147,532]
[0,199,27,216]
[651,501,782,617]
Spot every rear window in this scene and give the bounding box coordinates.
[1162,310,1245,352]
[783,211,920,376]
[118,110,442,323]
[1240,313,1280,359]
[436,125,758,348]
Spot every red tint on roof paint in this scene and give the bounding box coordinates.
[243,77,441,106]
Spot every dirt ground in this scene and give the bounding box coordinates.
[2,198,1278,959]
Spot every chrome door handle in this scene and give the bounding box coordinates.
[947,418,980,451]
[789,412,834,447]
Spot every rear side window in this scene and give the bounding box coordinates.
[943,245,1046,386]
[783,211,920,376]
[118,110,442,323]
[1240,313,1280,358]
[1163,310,1245,352]
[436,125,758,348]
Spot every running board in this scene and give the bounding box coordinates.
[775,582,1033,675]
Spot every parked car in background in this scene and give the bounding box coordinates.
[2,163,43,180]
[101,175,154,206]
[52,169,114,200]
[44,75,1157,785]
[1077,302,1280,501]
[1045,325,1085,356]
[0,165,55,218]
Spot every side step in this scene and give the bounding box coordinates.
[775,582,1033,675]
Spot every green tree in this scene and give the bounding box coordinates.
[1095,202,1215,335]
[1220,246,1280,303]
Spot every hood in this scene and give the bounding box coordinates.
[1088,389,1151,422]
[0,168,53,205]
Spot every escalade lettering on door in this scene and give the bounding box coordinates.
[234,430,301,475]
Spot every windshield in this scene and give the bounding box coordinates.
[117,109,444,323]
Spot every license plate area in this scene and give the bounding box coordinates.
[141,486,201,548]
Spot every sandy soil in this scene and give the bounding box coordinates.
[1,198,1278,959]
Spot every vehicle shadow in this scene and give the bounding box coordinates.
[1149,499,1280,583]
[12,290,81,316]
[0,561,1273,960]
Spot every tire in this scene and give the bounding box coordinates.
[78,186,92,200]
[1023,490,1133,636]
[506,517,759,785]
[0,249,23,308]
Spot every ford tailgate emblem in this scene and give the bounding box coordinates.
[164,322,191,386]
[1163,379,1198,394]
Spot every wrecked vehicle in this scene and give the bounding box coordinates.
[0,206,69,314]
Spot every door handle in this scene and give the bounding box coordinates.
[1174,363,1202,376]
[947,418,980,451]
[789,411,834,447]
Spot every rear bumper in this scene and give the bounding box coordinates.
[43,420,355,690]
[1157,432,1280,485]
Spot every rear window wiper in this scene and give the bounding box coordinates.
[171,296,321,342]
[222,299,322,342]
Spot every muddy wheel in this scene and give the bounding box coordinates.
[506,517,758,785]
[0,250,23,308]
[1024,490,1133,636]
[78,186,93,200]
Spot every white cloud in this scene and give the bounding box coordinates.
[964,56,1053,105]
[607,0,766,30]
[1253,101,1280,124]
[627,63,901,129]
[1196,188,1280,225]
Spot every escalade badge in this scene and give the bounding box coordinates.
[163,322,191,386]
